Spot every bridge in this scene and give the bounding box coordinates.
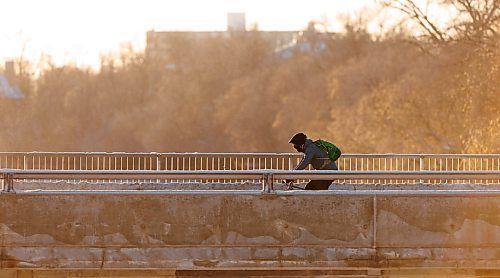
[1,152,500,277]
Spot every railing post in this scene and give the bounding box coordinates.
[9,173,13,192]
[372,195,377,249]
[156,154,161,183]
[262,172,275,194]
[2,173,14,192]
[419,155,425,184]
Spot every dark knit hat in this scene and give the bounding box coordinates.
[288,132,307,145]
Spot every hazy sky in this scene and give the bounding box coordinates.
[1,0,375,68]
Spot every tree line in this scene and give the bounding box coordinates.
[1,0,498,153]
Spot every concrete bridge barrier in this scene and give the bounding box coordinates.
[1,190,499,276]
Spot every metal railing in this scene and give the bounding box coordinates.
[0,152,299,171]
[2,169,500,192]
[2,152,500,171]
[1,152,500,185]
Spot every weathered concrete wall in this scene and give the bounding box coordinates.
[0,191,499,270]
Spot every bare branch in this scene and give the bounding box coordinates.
[382,0,448,43]
[382,0,500,46]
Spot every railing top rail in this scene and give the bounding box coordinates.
[0,152,500,158]
[0,152,301,157]
[343,153,500,158]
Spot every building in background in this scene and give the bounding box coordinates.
[0,61,24,99]
[227,13,246,32]
[146,13,301,66]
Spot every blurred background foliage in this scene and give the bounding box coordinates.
[1,0,498,153]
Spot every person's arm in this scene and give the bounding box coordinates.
[294,148,314,170]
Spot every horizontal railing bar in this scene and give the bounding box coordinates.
[0,152,303,157]
[273,170,500,180]
[342,154,500,158]
[2,170,265,180]
[13,189,500,196]
[1,152,500,158]
[278,189,500,196]
[2,170,500,181]
[15,190,264,195]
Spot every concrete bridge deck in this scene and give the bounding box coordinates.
[1,189,499,277]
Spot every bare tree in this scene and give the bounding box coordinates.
[380,0,499,45]
[446,0,500,44]
[380,0,449,43]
